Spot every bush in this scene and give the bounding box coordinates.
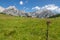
[0,12,6,15]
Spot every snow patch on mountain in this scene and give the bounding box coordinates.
[0,6,5,12]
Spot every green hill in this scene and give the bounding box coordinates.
[49,14,60,18]
[0,14,60,40]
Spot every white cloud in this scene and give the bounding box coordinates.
[20,1,24,5]
[32,6,40,10]
[41,4,60,13]
[32,4,60,13]
[0,6,5,12]
[42,4,59,10]
[23,7,29,10]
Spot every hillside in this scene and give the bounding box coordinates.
[0,14,60,40]
[49,14,60,18]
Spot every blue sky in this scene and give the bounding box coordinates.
[0,0,60,12]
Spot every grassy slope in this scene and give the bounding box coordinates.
[0,14,60,40]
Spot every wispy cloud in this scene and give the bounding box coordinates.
[42,4,58,10]
[32,4,60,13]
[23,7,29,10]
[42,4,60,13]
[32,6,40,10]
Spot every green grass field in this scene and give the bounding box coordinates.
[0,14,60,40]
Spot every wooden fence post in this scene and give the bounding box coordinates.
[46,19,51,40]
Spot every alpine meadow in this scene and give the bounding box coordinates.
[0,0,60,40]
[0,14,60,40]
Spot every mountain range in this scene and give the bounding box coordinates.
[0,6,59,18]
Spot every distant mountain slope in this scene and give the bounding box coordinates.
[3,6,26,16]
[0,6,59,18]
[35,9,54,18]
